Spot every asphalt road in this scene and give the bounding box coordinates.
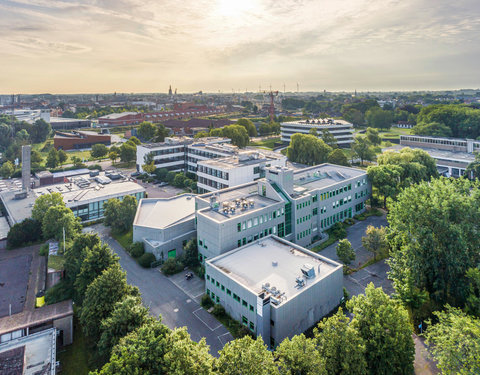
[84,224,233,356]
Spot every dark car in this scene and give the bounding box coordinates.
[130,171,141,178]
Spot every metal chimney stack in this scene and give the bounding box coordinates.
[21,145,31,192]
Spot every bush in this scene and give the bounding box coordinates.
[161,258,184,275]
[138,252,156,268]
[129,242,145,258]
[201,294,214,309]
[88,164,102,171]
[7,218,42,249]
[344,218,355,226]
[44,280,73,305]
[212,304,226,317]
[331,222,347,239]
[39,243,49,256]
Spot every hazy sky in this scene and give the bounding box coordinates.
[1,0,479,94]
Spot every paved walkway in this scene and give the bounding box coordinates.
[85,224,233,355]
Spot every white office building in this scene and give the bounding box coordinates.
[281,118,354,147]
[205,236,343,348]
[197,150,287,193]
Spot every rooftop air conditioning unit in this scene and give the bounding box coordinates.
[296,277,305,288]
[301,263,316,279]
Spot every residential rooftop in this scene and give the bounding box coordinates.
[134,194,195,229]
[199,150,284,170]
[208,236,341,304]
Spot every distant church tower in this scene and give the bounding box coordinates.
[168,85,172,96]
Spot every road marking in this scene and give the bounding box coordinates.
[174,308,179,312]
[186,299,192,303]
[193,308,220,331]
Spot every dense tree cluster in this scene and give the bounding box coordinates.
[103,195,138,233]
[367,147,438,206]
[195,125,250,148]
[413,104,480,138]
[286,133,349,166]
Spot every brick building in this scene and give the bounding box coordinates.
[53,130,111,150]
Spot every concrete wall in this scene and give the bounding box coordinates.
[144,230,196,261]
[53,315,73,346]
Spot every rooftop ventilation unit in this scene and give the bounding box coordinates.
[301,263,316,279]
[296,277,305,288]
[272,261,278,267]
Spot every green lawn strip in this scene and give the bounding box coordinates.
[111,228,133,250]
[57,320,90,375]
[249,137,281,149]
[48,254,66,270]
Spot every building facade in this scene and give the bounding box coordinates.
[53,130,111,150]
[205,236,343,348]
[196,150,287,193]
[195,164,370,262]
[281,118,354,147]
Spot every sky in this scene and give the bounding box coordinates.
[1,0,479,94]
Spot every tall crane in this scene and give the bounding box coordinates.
[263,90,278,122]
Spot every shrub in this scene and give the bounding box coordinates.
[331,222,347,239]
[88,164,102,171]
[45,280,73,305]
[201,294,214,309]
[212,304,226,317]
[138,252,156,268]
[129,242,145,258]
[161,258,184,275]
[7,218,42,249]
[344,218,355,226]
[39,243,49,256]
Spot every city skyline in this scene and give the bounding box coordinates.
[1,0,480,94]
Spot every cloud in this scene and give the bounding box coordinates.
[0,0,479,93]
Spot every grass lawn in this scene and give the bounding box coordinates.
[48,255,65,270]
[112,228,133,250]
[249,137,281,150]
[57,320,90,375]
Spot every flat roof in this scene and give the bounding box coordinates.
[198,150,284,170]
[292,164,366,193]
[393,146,475,164]
[0,191,36,224]
[50,117,90,123]
[282,118,352,126]
[208,236,341,303]
[98,111,138,119]
[0,255,31,318]
[134,195,195,229]
[0,329,56,375]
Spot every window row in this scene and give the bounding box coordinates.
[296,228,311,240]
[296,200,311,210]
[197,165,229,180]
[206,281,256,316]
[296,214,311,224]
[332,195,352,209]
[237,227,277,247]
[354,189,368,199]
[236,209,284,232]
[198,176,228,190]
[320,208,352,228]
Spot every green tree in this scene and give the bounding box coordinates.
[94,320,171,375]
[352,135,375,165]
[327,149,349,166]
[64,233,101,287]
[154,167,168,181]
[342,107,365,126]
[216,336,279,375]
[183,238,199,267]
[104,196,138,233]
[362,225,388,260]
[32,192,65,223]
[98,295,152,360]
[387,178,480,309]
[222,124,250,148]
[412,121,452,137]
[365,127,381,145]
[194,131,209,139]
[308,127,318,136]
[42,205,81,241]
[347,283,415,375]
[425,307,480,375]
[31,119,51,143]
[466,152,480,179]
[71,155,84,168]
[127,136,141,146]
[31,150,43,166]
[286,134,332,165]
[465,267,480,317]
[365,107,393,129]
[0,161,15,178]
[367,164,402,207]
[91,144,108,159]
[209,128,224,137]
[7,218,42,249]
[137,121,156,141]
[74,243,119,304]
[57,149,68,164]
[142,162,156,174]
[155,124,170,142]
[119,143,136,163]
[46,148,59,168]
[236,118,257,137]
[336,239,355,265]
[275,334,326,375]
[108,151,118,164]
[321,129,337,148]
[15,129,30,142]
[80,264,138,340]
[314,308,367,375]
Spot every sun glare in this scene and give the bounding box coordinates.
[216,0,257,17]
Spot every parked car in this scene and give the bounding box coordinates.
[157,182,168,187]
[89,170,100,177]
[130,171,141,177]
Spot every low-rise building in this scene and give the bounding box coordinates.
[49,117,91,130]
[133,194,196,260]
[53,130,111,150]
[136,137,233,173]
[281,118,354,147]
[196,150,287,193]
[400,135,478,177]
[205,236,343,348]
[196,164,370,261]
